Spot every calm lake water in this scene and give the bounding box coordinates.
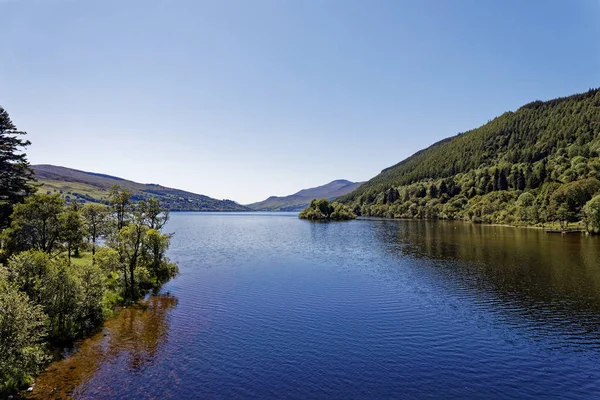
[29,212,600,399]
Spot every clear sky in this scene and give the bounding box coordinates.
[1,0,599,204]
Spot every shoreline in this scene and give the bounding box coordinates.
[355,215,589,233]
[22,291,172,399]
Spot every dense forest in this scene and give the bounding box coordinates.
[338,88,600,232]
[0,107,178,394]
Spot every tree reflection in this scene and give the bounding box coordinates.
[27,295,178,399]
[371,219,600,346]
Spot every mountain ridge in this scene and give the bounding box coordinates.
[247,179,363,211]
[33,164,250,211]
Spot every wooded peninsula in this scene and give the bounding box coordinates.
[0,107,178,395]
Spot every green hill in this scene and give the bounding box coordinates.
[33,164,250,211]
[338,88,600,228]
[247,180,362,211]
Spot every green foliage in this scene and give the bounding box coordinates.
[583,194,600,233]
[549,178,600,223]
[139,198,169,230]
[0,184,179,391]
[0,107,36,228]
[0,271,49,393]
[0,107,180,393]
[108,185,132,231]
[4,251,52,305]
[3,194,65,254]
[299,199,356,221]
[94,247,125,310]
[61,203,85,260]
[6,251,106,342]
[142,228,178,284]
[81,203,110,255]
[107,199,178,299]
[339,88,600,229]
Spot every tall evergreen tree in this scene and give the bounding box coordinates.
[0,107,35,227]
[498,170,509,190]
[493,169,500,191]
[516,169,526,191]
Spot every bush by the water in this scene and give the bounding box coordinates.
[299,199,356,221]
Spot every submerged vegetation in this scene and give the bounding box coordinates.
[299,199,356,221]
[0,107,178,394]
[339,88,600,231]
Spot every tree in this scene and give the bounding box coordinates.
[112,216,147,300]
[139,198,169,230]
[299,199,356,221]
[76,262,106,332]
[516,169,526,191]
[5,250,52,304]
[61,204,84,261]
[582,194,600,233]
[555,204,572,229]
[429,184,438,198]
[4,194,65,254]
[0,273,49,392]
[498,170,508,191]
[81,203,110,256]
[439,180,448,195]
[493,169,500,191]
[0,106,36,228]
[108,185,132,231]
[550,178,600,224]
[43,260,81,341]
[143,229,178,284]
[94,247,126,305]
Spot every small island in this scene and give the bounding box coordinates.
[298,199,357,221]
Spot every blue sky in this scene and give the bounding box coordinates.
[1,0,599,204]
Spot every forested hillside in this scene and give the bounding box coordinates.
[34,165,249,212]
[338,88,600,230]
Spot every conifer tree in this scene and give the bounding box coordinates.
[0,107,35,227]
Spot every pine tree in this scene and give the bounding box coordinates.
[498,170,509,190]
[493,169,500,191]
[516,169,526,191]
[0,107,35,227]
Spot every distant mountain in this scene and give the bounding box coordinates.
[33,164,250,211]
[247,180,363,211]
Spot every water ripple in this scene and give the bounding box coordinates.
[28,213,600,400]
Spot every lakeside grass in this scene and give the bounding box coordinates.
[69,251,94,266]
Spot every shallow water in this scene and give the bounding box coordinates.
[29,213,600,399]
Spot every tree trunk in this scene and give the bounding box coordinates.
[129,258,136,300]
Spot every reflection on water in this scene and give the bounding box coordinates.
[27,295,178,400]
[372,220,600,348]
